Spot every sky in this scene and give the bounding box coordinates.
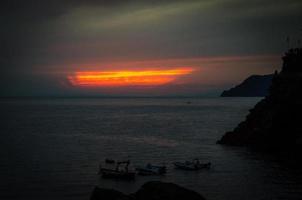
[1,0,301,96]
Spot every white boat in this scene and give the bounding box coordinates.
[98,160,135,180]
[173,159,211,170]
[136,163,166,175]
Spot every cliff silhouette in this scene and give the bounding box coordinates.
[221,74,273,97]
[217,48,302,151]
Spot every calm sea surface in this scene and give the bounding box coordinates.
[0,97,301,200]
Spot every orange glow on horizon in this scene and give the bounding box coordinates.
[68,68,193,87]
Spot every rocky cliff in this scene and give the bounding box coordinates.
[221,74,273,97]
[217,48,302,151]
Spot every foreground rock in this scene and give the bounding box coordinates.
[217,48,302,152]
[90,187,131,200]
[221,74,273,97]
[90,181,206,200]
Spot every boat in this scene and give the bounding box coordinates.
[173,159,211,170]
[136,163,167,175]
[98,160,135,180]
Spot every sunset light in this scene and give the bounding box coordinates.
[68,68,193,87]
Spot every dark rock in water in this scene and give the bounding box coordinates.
[90,181,206,200]
[90,187,132,200]
[135,181,205,200]
[217,48,302,152]
[221,74,273,97]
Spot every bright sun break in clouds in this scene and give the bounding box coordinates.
[68,68,193,87]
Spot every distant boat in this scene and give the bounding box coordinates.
[136,163,166,175]
[173,159,211,170]
[98,160,135,180]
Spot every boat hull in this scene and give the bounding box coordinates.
[136,165,166,175]
[173,162,211,171]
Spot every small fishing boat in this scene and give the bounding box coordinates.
[173,159,211,171]
[136,163,166,175]
[99,160,135,180]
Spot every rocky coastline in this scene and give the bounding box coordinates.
[220,74,273,97]
[217,48,302,152]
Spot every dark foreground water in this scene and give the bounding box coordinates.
[0,97,301,200]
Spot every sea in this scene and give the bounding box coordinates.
[0,97,301,200]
